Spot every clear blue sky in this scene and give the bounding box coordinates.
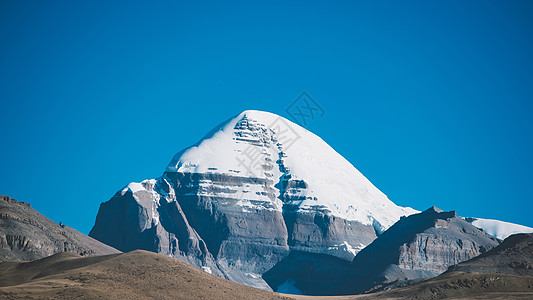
[1,1,532,234]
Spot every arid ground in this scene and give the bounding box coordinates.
[1,250,532,300]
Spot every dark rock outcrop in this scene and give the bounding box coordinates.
[0,195,119,262]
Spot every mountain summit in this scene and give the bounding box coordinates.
[165,110,416,229]
[89,110,417,289]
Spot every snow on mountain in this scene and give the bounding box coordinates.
[466,217,533,240]
[166,110,416,230]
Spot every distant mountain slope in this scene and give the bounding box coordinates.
[447,233,533,276]
[363,271,533,300]
[363,233,533,299]
[340,207,499,294]
[0,195,119,261]
[0,250,291,300]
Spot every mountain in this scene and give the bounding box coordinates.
[89,110,416,289]
[447,232,533,275]
[0,250,290,300]
[363,233,533,299]
[0,195,119,262]
[338,207,500,294]
[464,217,533,240]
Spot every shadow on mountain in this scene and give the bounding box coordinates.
[263,251,352,295]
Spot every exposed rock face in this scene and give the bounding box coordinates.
[89,110,416,290]
[88,178,225,277]
[363,233,533,299]
[339,207,500,294]
[447,233,533,276]
[165,171,290,287]
[283,211,376,261]
[0,195,119,262]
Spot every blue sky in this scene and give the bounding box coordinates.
[1,1,532,234]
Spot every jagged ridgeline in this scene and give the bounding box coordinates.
[0,195,119,261]
[89,110,416,290]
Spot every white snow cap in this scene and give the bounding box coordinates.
[469,218,533,240]
[165,110,417,229]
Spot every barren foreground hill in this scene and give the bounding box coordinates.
[0,250,291,300]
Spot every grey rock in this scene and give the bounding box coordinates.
[283,210,377,261]
[90,178,224,278]
[447,232,533,276]
[0,195,119,262]
[89,168,382,290]
[364,233,533,299]
[90,172,292,288]
[339,206,500,294]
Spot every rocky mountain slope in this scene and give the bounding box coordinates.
[447,232,533,276]
[361,233,533,299]
[0,195,119,262]
[89,110,416,289]
[338,207,500,294]
[0,250,290,300]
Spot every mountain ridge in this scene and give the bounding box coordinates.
[0,195,119,262]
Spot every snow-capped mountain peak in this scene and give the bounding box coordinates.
[91,110,532,292]
[165,110,416,230]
